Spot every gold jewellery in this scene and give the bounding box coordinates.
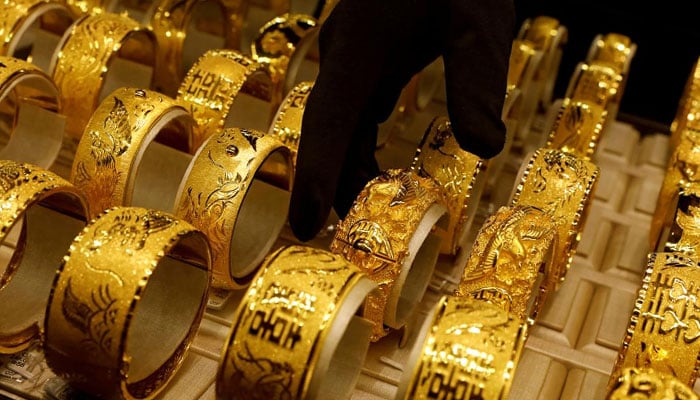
[174,127,293,289]
[330,168,448,341]
[50,13,156,138]
[44,206,211,399]
[670,57,700,150]
[217,245,375,400]
[0,160,88,353]
[411,116,485,256]
[607,367,699,400]
[269,80,312,162]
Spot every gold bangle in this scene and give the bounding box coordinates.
[269,80,313,162]
[670,58,700,150]
[50,13,156,138]
[174,127,293,289]
[397,295,528,400]
[545,97,609,159]
[0,160,88,353]
[70,87,193,219]
[511,149,599,289]
[148,0,248,96]
[177,49,275,153]
[611,252,700,387]
[411,116,485,256]
[456,205,557,323]
[607,367,699,400]
[44,206,211,399]
[330,168,449,341]
[656,188,700,255]
[217,245,376,400]
[0,56,66,168]
[507,39,538,100]
[565,62,623,108]
[587,33,635,76]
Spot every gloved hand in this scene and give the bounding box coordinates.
[289,0,516,241]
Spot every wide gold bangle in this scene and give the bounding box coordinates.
[545,97,608,159]
[148,0,248,96]
[177,49,275,153]
[456,205,557,323]
[174,127,293,289]
[44,206,211,399]
[217,245,376,400]
[330,169,449,341]
[50,13,156,138]
[565,62,622,108]
[0,56,65,168]
[511,148,599,289]
[397,295,528,400]
[70,87,193,219]
[587,33,635,76]
[269,80,312,162]
[411,116,485,256]
[0,160,87,353]
[611,252,700,387]
[607,367,699,400]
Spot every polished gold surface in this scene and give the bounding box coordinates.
[217,245,372,399]
[411,116,484,255]
[546,98,608,159]
[402,296,527,400]
[588,33,634,75]
[51,13,156,138]
[331,168,447,341]
[177,49,273,152]
[70,87,192,218]
[670,58,700,150]
[507,39,538,99]
[44,206,210,399]
[566,63,622,107]
[456,205,557,323]
[175,127,292,289]
[607,367,699,400]
[269,80,312,161]
[0,0,73,57]
[511,149,599,289]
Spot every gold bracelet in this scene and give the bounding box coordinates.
[456,205,557,323]
[217,245,376,400]
[148,0,248,96]
[70,87,193,218]
[269,80,312,162]
[174,127,293,289]
[397,295,527,400]
[511,149,599,289]
[545,97,609,159]
[177,49,275,153]
[656,188,700,255]
[330,168,448,341]
[50,13,156,138]
[611,252,700,387]
[411,116,485,256]
[0,160,88,353]
[0,56,66,168]
[504,39,540,123]
[607,367,699,400]
[44,206,211,399]
[670,58,700,150]
[565,62,623,108]
[587,33,635,76]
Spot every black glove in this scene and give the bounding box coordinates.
[289,0,516,241]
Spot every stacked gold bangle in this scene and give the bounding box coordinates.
[44,206,211,399]
[174,127,293,289]
[269,80,313,162]
[330,169,448,341]
[0,160,88,353]
[177,49,275,153]
[411,116,485,256]
[50,13,156,138]
[217,245,375,399]
[607,367,699,400]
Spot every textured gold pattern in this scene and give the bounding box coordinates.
[411,116,484,255]
[0,0,72,55]
[456,205,557,323]
[269,80,312,160]
[546,98,608,159]
[403,296,527,400]
[331,169,447,340]
[607,368,699,400]
[217,245,368,399]
[567,63,622,107]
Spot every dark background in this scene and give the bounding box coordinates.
[514,1,700,133]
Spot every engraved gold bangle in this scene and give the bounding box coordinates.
[545,97,609,159]
[607,367,699,400]
[330,169,449,341]
[611,252,700,387]
[411,116,485,256]
[50,13,156,138]
[174,127,293,289]
[565,62,623,108]
[0,160,87,353]
[670,58,700,150]
[44,206,211,399]
[148,0,248,96]
[587,33,635,76]
[397,295,528,400]
[655,188,700,255]
[0,56,65,168]
[177,49,275,153]
[456,205,557,323]
[269,80,312,162]
[217,245,376,400]
[70,87,193,219]
[511,148,599,289]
